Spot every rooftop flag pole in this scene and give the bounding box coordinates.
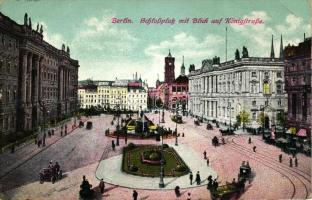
[226,27,228,62]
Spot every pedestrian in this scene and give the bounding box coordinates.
[61,125,63,136]
[289,157,293,167]
[133,190,138,200]
[295,157,298,167]
[203,150,207,159]
[65,124,67,135]
[187,192,191,200]
[99,178,105,194]
[11,144,15,153]
[174,186,180,197]
[279,154,282,163]
[248,137,251,144]
[38,139,41,148]
[189,172,193,185]
[182,132,185,137]
[112,140,115,151]
[125,136,128,145]
[207,158,209,166]
[195,171,201,185]
[213,179,218,190]
[43,133,46,147]
[253,146,256,152]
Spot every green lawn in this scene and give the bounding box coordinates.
[122,145,189,177]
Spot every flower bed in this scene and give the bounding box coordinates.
[122,144,189,177]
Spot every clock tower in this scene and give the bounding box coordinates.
[164,50,175,83]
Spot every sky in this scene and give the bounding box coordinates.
[0,0,310,87]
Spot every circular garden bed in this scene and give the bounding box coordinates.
[122,143,190,177]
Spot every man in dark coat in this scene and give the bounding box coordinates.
[133,190,138,200]
[195,171,201,185]
[189,172,193,185]
[99,178,105,194]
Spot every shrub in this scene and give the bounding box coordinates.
[129,165,138,172]
[127,143,137,150]
[149,152,161,161]
[175,165,187,172]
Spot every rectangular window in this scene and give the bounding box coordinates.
[276,85,282,94]
[252,100,256,106]
[251,72,257,77]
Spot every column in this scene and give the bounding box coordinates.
[21,52,27,104]
[27,53,32,104]
[259,71,263,93]
[246,71,250,94]
[34,56,39,103]
[60,68,63,101]
[242,71,246,92]
[215,101,218,118]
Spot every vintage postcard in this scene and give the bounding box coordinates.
[0,0,311,199]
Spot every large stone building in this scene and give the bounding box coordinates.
[0,12,79,136]
[284,36,311,138]
[188,36,287,128]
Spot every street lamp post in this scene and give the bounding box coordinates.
[175,100,179,146]
[159,126,165,188]
[227,102,232,133]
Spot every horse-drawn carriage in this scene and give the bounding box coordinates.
[238,162,252,183]
[39,167,62,184]
[206,123,213,130]
[86,121,93,130]
[194,118,200,126]
[79,121,84,128]
[210,162,252,200]
[219,127,235,136]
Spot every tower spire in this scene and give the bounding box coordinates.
[168,49,172,57]
[279,34,284,60]
[270,34,275,58]
[181,55,185,76]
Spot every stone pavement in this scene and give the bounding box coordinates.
[0,112,310,200]
[95,143,217,190]
[0,116,87,180]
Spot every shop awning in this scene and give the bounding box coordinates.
[297,129,307,137]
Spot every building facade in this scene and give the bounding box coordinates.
[188,41,287,128]
[78,77,147,111]
[0,12,79,136]
[284,37,311,138]
[149,52,189,111]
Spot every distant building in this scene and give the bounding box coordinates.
[78,73,147,111]
[188,36,287,128]
[148,51,188,111]
[0,12,79,136]
[284,36,311,138]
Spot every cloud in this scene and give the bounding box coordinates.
[231,11,310,57]
[143,32,224,86]
[70,11,138,60]
[38,22,65,49]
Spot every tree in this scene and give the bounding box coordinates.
[236,114,241,126]
[239,110,250,130]
[147,97,153,109]
[276,111,286,128]
[156,98,163,108]
[257,111,267,128]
